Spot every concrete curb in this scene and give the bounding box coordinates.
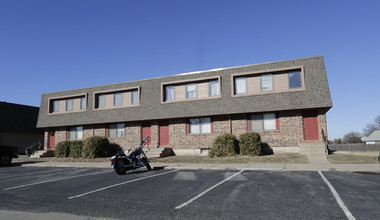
[20,161,380,172]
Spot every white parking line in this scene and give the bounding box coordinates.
[175,169,244,209]
[318,171,356,220]
[3,170,112,190]
[68,169,179,200]
[0,168,71,179]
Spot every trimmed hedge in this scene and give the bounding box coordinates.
[69,141,83,158]
[239,132,262,156]
[82,136,111,158]
[209,133,239,158]
[55,141,71,158]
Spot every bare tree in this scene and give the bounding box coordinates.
[342,132,362,143]
[362,115,380,136]
[374,115,380,129]
[363,123,377,136]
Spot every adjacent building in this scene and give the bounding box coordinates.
[36,56,332,154]
[0,102,44,154]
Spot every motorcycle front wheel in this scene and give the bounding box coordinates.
[114,160,128,175]
[142,157,152,171]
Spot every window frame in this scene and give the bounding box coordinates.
[68,126,83,140]
[288,70,302,89]
[80,96,86,110]
[260,73,273,92]
[234,76,247,94]
[188,117,212,134]
[131,89,139,104]
[66,98,73,111]
[108,123,125,138]
[209,79,220,96]
[231,66,305,97]
[186,83,197,99]
[93,86,140,110]
[113,92,122,106]
[249,113,279,132]
[48,94,87,114]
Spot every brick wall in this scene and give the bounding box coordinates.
[44,109,328,150]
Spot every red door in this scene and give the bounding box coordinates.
[49,130,56,149]
[303,111,319,140]
[142,122,151,145]
[159,121,169,146]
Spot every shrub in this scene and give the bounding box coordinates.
[55,141,71,158]
[209,133,239,157]
[69,141,83,158]
[82,136,111,158]
[239,132,262,156]
[109,143,124,155]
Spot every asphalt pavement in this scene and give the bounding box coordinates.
[1,166,379,220]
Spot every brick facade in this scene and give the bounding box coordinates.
[45,109,328,150]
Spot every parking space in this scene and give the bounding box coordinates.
[0,166,379,219]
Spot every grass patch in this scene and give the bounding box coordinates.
[328,154,379,164]
[150,153,308,164]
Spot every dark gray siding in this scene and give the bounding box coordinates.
[37,56,332,128]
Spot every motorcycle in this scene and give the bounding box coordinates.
[110,137,152,175]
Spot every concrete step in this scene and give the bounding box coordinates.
[144,148,174,158]
[30,150,55,158]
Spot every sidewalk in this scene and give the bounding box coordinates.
[21,160,380,172]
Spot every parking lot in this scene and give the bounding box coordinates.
[0,166,379,220]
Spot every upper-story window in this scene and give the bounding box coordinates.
[186,83,197,99]
[94,87,140,110]
[49,94,87,114]
[52,100,59,113]
[66,99,73,111]
[162,76,221,103]
[232,67,304,97]
[114,92,122,106]
[97,94,105,108]
[80,96,86,110]
[131,89,139,104]
[261,74,273,91]
[165,86,175,101]
[288,70,302,89]
[209,79,219,96]
[234,76,246,94]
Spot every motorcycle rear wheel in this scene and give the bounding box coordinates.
[142,157,152,171]
[114,160,127,175]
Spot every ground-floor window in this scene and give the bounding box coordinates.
[108,123,125,138]
[189,117,212,134]
[68,126,83,140]
[250,113,278,131]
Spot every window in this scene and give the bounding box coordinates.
[251,113,276,131]
[165,86,174,101]
[66,99,73,111]
[98,94,105,108]
[114,92,122,106]
[234,76,246,94]
[186,83,197,98]
[261,74,273,91]
[52,100,59,113]
[209,80,219,96]
[68,126,83,140]
[109,123,125,138]
[131,89,139,104]
[189,117,211,134]
[80,96,86,110]
[288,70,302,89]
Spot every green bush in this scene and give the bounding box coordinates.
[55,141,71,158]
[239,132,262,156]
[82,136,111,158]
[69,141,83,158]
[209,133,239,158]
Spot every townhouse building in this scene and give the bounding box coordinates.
[37,56,332,154]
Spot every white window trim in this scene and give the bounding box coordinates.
[189,117,212,134]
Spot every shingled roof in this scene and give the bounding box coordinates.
[37,56,332,128]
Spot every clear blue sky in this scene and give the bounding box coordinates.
[1,0,379,140]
